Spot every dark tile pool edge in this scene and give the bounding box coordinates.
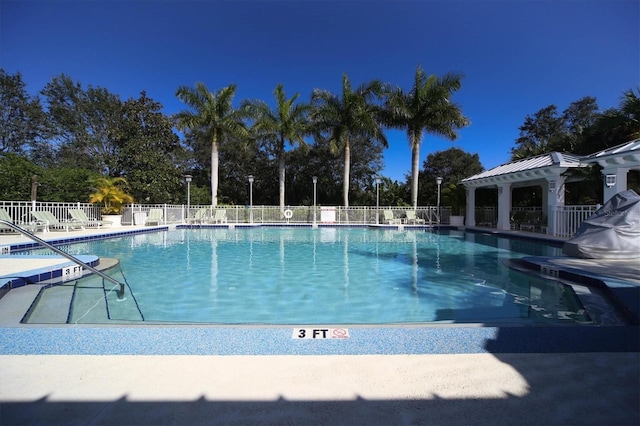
[5,226,170,252]
[1,325,637,356]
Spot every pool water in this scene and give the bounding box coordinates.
[26,228,591,325]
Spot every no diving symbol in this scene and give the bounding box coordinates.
[331,328,349,339]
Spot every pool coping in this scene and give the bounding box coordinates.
[1,324,638,355]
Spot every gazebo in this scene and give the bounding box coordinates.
[461,138,640,237]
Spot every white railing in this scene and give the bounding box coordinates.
[0,201,102,225]
[553,205,598,238]
[124,204,446,225]
[0,200,599,237]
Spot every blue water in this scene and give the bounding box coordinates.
[33,227,589,325]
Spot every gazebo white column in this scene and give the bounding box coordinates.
[602,167,628,203]
[465,186,476,227]
[496,183,512,231]
[545,175,566,235]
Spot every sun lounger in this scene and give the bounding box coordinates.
[383,210,402,224]
[405,210,425,224]
[211,209,227,224]
[145,208,164,226]
[68,209,112,228]
[31,211,81,232]
[192,207,212,224]
[0,208,45,233]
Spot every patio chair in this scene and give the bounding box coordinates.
[145,209,164,226]
[405,210,425,225]
[31,211,81,232]
[0,207,16,233]
[192,207,212,224]
[211,209,227,224]
[383,210,402,224]
[68,209,112,228]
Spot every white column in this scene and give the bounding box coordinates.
[496,183,511,231]
[546,175,566,236]
[602,167,628,203]
[465,186,476,227]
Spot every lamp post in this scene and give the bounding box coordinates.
[436,176,443,225]
[375,175,381,225]
[248,175,254,224]
[184,174,192,224]
[312,176,318,226]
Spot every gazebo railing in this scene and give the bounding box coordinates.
[553,205,598,238]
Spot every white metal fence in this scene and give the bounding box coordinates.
[553,205,598,238]
[0,201,102,225]
[0,200,598,238]
[126,204,446,226]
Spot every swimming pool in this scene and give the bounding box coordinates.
[23,227,595,325]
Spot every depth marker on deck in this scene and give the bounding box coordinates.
[292,328,350,339]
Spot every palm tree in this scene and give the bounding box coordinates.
[243,84,310,214]
[175,82,248,206]
[385,66,470,209]
[311,74,387,208]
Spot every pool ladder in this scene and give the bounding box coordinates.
[0,219,126,299]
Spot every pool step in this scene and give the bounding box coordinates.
[24,283,75,323]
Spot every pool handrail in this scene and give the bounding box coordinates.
[0,219,126,299]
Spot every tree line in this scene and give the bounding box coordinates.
[1,67,638,209]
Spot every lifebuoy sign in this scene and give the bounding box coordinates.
[292,328,350,339]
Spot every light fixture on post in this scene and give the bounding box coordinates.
[375,175,382,225]
[549,181,556,192]
[248,175,254,224]
[436,176,443,225]
[605,174,616,188]
[184,174,192,224]
[312,176,318,226]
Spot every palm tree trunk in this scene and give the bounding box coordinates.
[211,134,219,207]
[278,151,285,214]
[411,139,420,210]
[343,140,351,208]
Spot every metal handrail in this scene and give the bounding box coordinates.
[0,219,125,299]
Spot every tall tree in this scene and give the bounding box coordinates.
[243,84,310,213]
[512,105,565,159]
[311,74,387,208]
[116,92,185,203]
[512,97,600,158]
[385,66,469,209]
[41,74,123,174]
[581,88,640,153]
[0,69,49,156]
[561,96,599,152]
[175,82,248,206]
[418,147,484,208]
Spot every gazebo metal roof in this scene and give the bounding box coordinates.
[461,138,640,188]
[582,138,640,168]
[461,152,583,187]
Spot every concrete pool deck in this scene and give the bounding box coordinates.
[1,225,639,425]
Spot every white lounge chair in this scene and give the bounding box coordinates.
[211,209,227,224]
[68,209,112,228]
[0,208,45,233]
[145,209,164,226]
[192,207,212,224]
[383,210,402,224]
[405,210,425,224]
[31,211,81,232]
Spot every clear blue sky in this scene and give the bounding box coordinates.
[2,0,638,182]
